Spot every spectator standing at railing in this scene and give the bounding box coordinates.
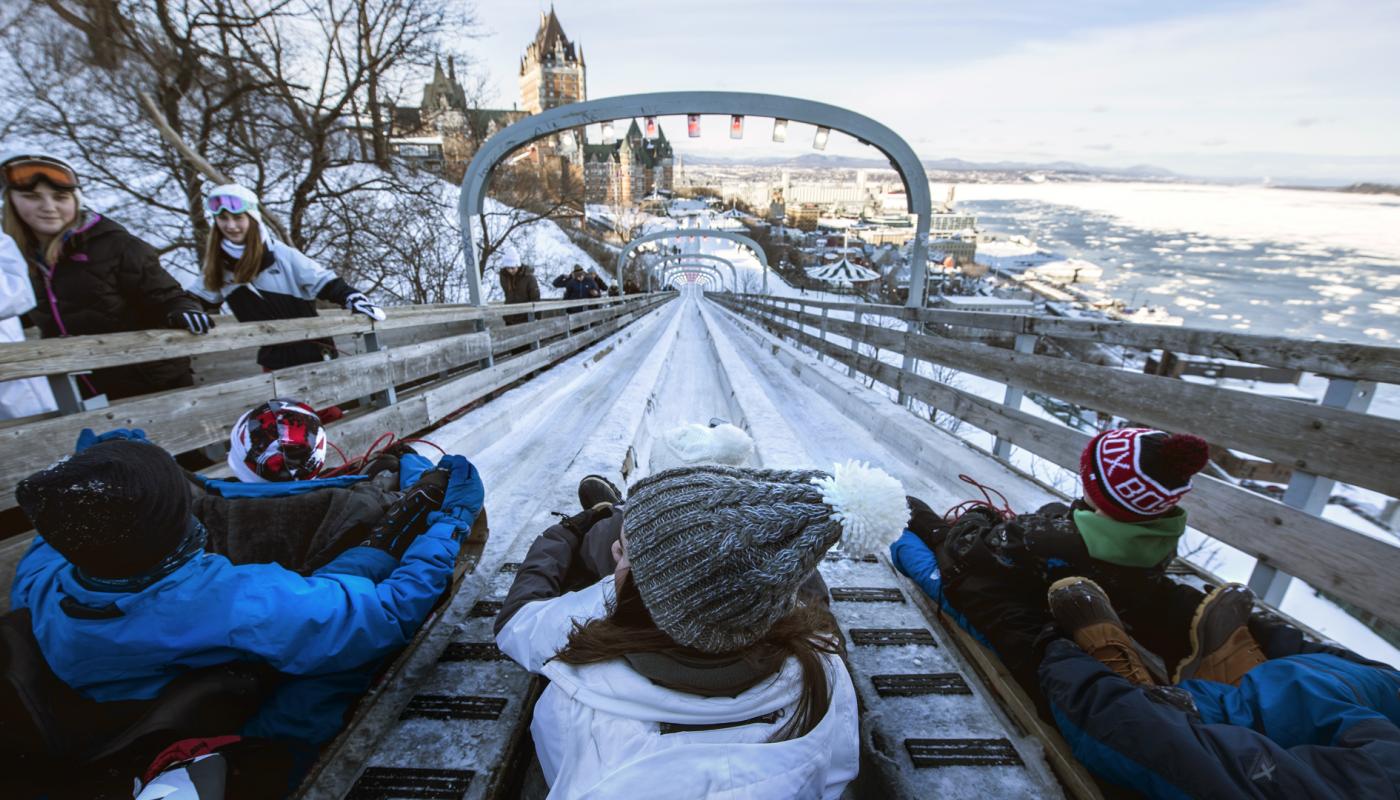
[1,150,212,400]
[497,244,540,326]
[0,231,56,419]
[191,184,386,372]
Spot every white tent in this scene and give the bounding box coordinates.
[806,258,880,285]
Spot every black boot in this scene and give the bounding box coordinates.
[578,474,622,510]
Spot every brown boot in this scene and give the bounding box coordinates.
[1174,583,1267,685]
[1048,577,1160,686]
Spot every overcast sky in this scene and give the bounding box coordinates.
[457,0,1400,183]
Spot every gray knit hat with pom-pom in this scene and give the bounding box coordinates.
[624,462,906,654]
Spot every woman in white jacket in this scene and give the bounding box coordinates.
[496,462,910,799]
[192,184,385,371]
[0,231,55,419]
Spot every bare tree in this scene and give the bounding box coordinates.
[475,158,578,276]
[2,0,474,283]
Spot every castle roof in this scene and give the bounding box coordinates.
[421,56,467,112]
[521,5,582,74]
[584,119,674,167]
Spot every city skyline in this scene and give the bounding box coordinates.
[461,0,1400,184]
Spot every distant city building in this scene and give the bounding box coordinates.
[519,7,586,114]
[584,119,675,206]
[388,7,588,184]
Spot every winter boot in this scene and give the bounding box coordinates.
[1173,583,1267,685]
[578,474,622,510]
[1048,576,1161,686]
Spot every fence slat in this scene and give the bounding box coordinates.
[731,295,1400,383]
[721,296,1400,631]
[759,300,1400,497]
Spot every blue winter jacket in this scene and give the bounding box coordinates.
[1041,641,1400,799]
[10,505,455,704]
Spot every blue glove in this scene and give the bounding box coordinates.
[75,428,149,453]
[426,454,484,540]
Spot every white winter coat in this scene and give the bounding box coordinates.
[0,233,56,420]
[496,577,861,800]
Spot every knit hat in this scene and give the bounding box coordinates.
[649,422,755,473]
[16,440,192,578]
[497,243,522,269]
[228,399,327,483]
[624,461,907,653]
[1080,428,1210,522]
[205,183,264,226]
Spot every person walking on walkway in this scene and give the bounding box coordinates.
[497,245,540,326]
[191,184,385,371]
[2,150,210,400]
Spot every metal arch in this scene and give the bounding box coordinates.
[618,228,767,293]
[459,91,932,308]
[656,260,730,291]
[648,253,739,291]
[659,264,724,290]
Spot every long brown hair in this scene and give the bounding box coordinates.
[553,573,845,742]
[2,187,84,266]
[202,215,266,292]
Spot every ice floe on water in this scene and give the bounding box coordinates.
[956,181,1400,342]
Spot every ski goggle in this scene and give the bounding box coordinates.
[206,193,254,216]
[2,157,79,191]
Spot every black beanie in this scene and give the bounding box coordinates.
[16,440,192,578]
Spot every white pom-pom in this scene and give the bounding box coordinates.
[811,460,907,556]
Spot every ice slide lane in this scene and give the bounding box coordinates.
[706,301,1066,799]
[321,292,1066,798]
[307,298,686,800]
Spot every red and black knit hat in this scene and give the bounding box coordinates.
[1080,428,1210,522]
[227,399,327,482]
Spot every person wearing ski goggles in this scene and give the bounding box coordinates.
[193,183,386,373]
[1,149,210,400]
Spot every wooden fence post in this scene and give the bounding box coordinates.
[992,333,1039,460]
[1246,376,1376,605]
[46,372,107,415]
[360,331,397,409]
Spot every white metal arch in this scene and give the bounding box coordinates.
[619,228,766,292]
[648,253,739,291]
[660,264,724,290]
[459,92,932,308]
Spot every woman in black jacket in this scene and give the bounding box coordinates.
[1,151,211,400]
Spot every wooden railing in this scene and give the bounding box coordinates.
[0,294,673,593]
[714,294,1400,632]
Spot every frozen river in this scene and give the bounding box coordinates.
[953,181,1400,343]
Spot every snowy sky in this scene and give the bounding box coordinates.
[456,0,1399,183]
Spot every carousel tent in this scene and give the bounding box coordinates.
[806,257,880,285]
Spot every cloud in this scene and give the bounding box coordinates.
[1086,143,1115,151]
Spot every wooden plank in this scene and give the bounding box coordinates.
[743,306,1400,631]
[0,296,657,382]
[737,295,1400,383]
[764,301,1400,496]
[387,332,493,385]
[0,374,274,509]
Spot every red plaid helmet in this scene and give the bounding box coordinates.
[227,399,327,482]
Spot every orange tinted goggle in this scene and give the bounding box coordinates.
[3,159,79,191]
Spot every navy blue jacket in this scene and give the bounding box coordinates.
[1041,641,1400,798]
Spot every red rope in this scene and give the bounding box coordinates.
[942,474,1016,523]
[319,432,447,477]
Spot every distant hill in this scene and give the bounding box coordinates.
[679,152,1177,179]
[1337,183,1400,196]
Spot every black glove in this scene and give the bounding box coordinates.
[557,502,614,538]
[169,310,214,335]
[344,291,386,321]
[364,468,450,558]
[906,495,947,550]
